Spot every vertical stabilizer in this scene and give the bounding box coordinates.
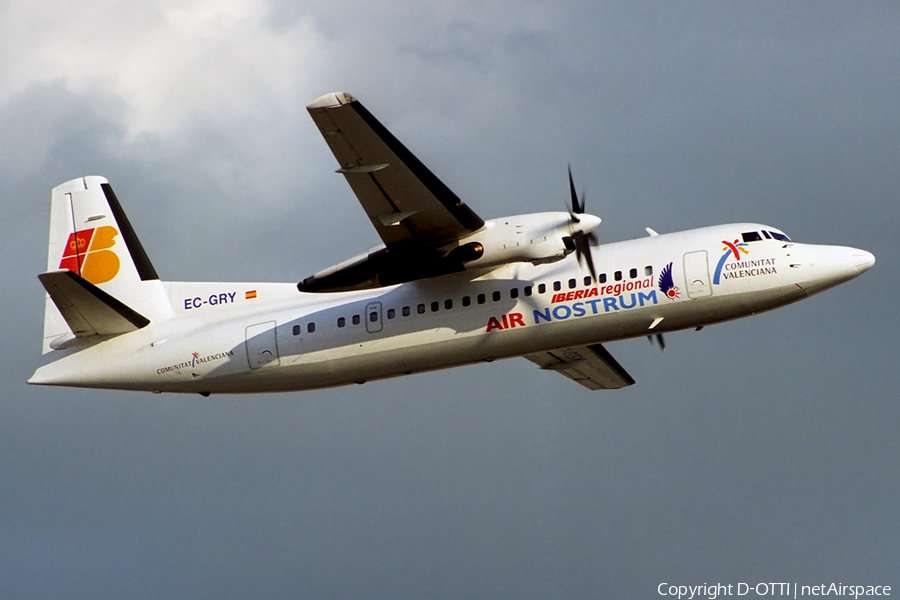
[41,176,173,353]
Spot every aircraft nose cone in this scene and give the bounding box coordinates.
[851,250,875,274]
[798,245,874,296]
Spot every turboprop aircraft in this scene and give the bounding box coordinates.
[29,92,875,395]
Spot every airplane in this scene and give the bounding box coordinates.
[29,92,876,395]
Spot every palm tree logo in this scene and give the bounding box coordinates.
[713,239,749,284]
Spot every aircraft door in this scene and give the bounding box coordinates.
[245,321,281,369]
[365,302,383,333]
[683,251,713,298]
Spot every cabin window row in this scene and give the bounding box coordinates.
[293,285,531,336]
[331,288,531,328]
[536,266,653,293]
[292,323,316,336]
[291,265,656,336]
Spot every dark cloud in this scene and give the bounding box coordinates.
[2,2,898,598]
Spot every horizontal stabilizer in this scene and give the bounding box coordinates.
[38,270,150,337]
[524,343,635,390]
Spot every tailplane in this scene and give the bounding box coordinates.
[40,176,173,353]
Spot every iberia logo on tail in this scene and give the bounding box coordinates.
[59,226,121,284]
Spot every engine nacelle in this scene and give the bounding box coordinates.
[447,212,599,271]
[298,211,601,292]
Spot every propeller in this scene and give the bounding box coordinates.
[568,164,584,217]
[647,333,666,352]
[567,165,600,281]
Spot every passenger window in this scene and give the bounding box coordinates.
[553,281,561,292]
[524,285,532,297]
[444,299,453,310]
[614,271,622,281]
[369,311,378,322]
[568,278,576,289]
[462,296,471,307]
[645,266,653,276]
[337,317,346,328]
[742,231,763,243]
[583,276,592,286]
[510,288,519,299]
[599,273,607,283]
[417,304,426,314]
[352,314,361,325]
[629,268,637,279]
[492,291,501,302]
[431,301,439,312]
[538,283,546,294]
[402,306,411,317]
[477,294,486,305]
[292,325,301,336]
[386,309,395,319]
[307,322,316,334]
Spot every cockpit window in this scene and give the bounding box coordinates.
[742,231,763,243]
[767,231,792,242]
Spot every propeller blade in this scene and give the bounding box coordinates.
[566,166,599,281]
[646,333,667,352]
[567,164,583,217]
[565,165,601,281]
[572,230,597,282]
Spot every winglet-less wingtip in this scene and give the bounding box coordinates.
[307,92,356,110]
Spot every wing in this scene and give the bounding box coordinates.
[524,343,635,390]
[307,92,484,249]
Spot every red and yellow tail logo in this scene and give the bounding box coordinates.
[59,226,121,284]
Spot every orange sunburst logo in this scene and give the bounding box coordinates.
[59,225,121,284]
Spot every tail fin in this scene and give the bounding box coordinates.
[41,176,173,353]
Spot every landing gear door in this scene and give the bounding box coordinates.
[365,302,383,333]
[683,251,713,298]
[246,321,280,369]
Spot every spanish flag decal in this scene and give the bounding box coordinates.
[245,290,257,300]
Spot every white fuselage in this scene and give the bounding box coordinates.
[29,222,874,394]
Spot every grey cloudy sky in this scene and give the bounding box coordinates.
[2,2,898,598]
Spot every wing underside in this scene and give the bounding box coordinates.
[301,93,486,292]
[307,92,484,248]
[524,344,635,390]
